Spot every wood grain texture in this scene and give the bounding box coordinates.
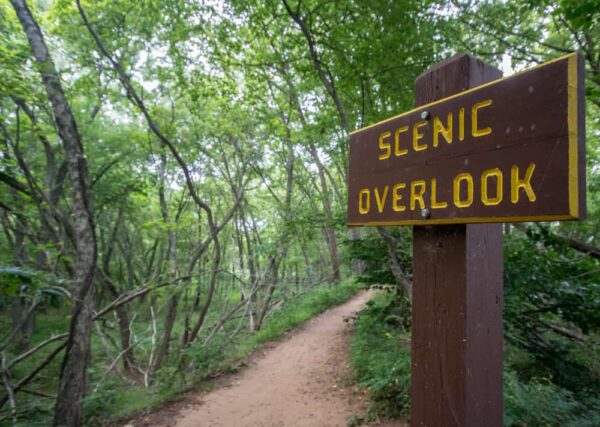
[411,55,504,427]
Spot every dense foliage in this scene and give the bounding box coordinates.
[84,278,364,424]
[350,291,411,420]
[350,230,600,425]
[0,0,598,425]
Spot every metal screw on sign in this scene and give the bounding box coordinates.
[420,208,430,219]
[420,110,430,120]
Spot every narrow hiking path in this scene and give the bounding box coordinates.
[138,290,405,427]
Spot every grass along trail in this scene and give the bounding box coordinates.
[139,289,403,427]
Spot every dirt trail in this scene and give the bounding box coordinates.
[144,290,404,427]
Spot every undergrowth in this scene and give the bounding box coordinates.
[85,278,365,424]
[350,290,600,426]
[504,371,600,427]
[350,290,411,421]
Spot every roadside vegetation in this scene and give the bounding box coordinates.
[350,290,411,421]
[0,0,598,426]
[2,278,363,425]
[349,230,600,426]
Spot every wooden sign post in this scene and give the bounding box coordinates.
[347,53,585,426]
[410,55,504,427]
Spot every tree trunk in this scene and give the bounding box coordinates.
[100,275,137,374]
[152,291,179,372]
[152,153,178,373]
[11,297,35,351]
[377,227,412,301]
[186,245,221,343]
[100,208,136,375]
[309,143,341,283]
[11,2,97,426]
[276,67,340,283]
[281,3,371,278]
[238,204,257,331]
[256,257,282,331]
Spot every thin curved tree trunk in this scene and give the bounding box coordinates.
[377,227,412,301]
[100,207,136,375]
[10,1,97,426]
[255,257,283,331]
[281,2,370,277]
[275,66,340,283]
[152,153,178,373]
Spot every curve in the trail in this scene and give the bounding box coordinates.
[138,289,406,427]
[155,292,402,427]
[174,290,371,427]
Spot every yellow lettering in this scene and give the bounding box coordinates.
[410,180,427,210]
[472,99,493,137]
[374,186,389,213]
[453,173,474,208]
[392,183,406,212]
[358,189,370,214]
[431,178,448,209]
[412,120,428,152]
[459,107,465,141]
[433,112,453,147]
[481,168,503,206]
[379,131,391,160]
[394,126,409,156]
[511,163,537,203]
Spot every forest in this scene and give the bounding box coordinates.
[0,0,598,426]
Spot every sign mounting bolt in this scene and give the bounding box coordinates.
[420,208,431,219]
[421,110,430,120]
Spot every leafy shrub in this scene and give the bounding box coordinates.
[345,228,412,286]
[350,291,411,420]
[504,370,600,427]
[504,233,600,394]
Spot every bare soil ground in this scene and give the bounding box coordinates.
[127,290,405,427]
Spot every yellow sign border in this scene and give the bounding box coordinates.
[567,54,579,218]
[348,53,582,226]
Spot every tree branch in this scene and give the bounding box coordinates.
[513,223,600,261]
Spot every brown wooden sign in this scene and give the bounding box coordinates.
[348,53,586,226]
